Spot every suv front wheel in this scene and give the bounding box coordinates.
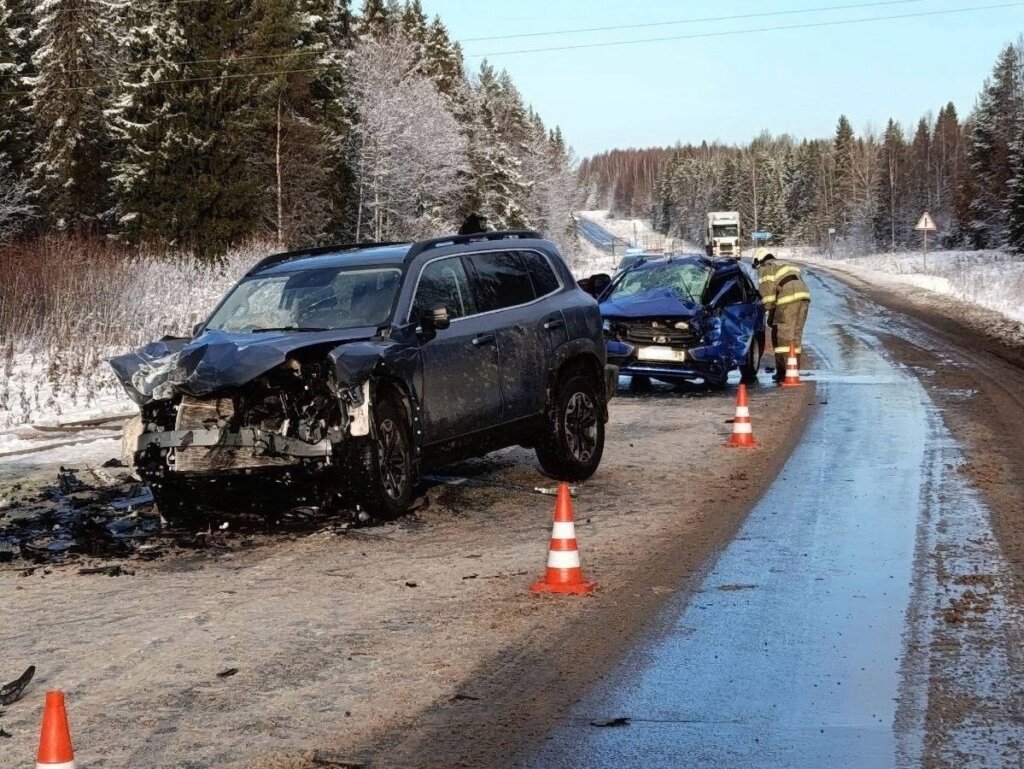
[351,394,415,517]
[536,373,605,481]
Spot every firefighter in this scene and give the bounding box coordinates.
[752,250,811,381]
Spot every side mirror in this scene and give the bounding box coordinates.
[418,305,451,340]
[191,322,204,337]
[578,273,612,299]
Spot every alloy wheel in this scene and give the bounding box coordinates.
[564,391,598,463]
[376,417,409,500]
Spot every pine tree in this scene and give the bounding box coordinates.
[1007,124,1024,253]
[463,61,530,229]
[874,119,906,250]
[423,15,464,102]
[106,0,188,241]
[907,116,932,226]
[357,0,392,39]
[0,0,34,181]
[932,103,963,242]
[833,115,856,236]
[29,0,113,234]
[400,0,428,67]
[965,42,1024,248]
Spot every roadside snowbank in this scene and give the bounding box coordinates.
[801,250,1024,324]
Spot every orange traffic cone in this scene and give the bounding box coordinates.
[725,383,757,448]
[530,482,596,595]
[780,343,803,387]
[37,691,75,769]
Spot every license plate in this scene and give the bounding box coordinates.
[637,346,686,363]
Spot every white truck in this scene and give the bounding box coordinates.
[705,211,741,258]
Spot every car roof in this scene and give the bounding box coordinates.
[253,244,413,276]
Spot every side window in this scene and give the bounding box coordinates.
[519,250,561,297]
[412,257,476,321]
[468,251,537,312]
[707,276,745,307]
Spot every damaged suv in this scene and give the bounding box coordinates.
[111,231,615,521]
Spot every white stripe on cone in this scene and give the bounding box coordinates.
[37,763,76,769]
[551,521,576,539]
[735,406,750,417]
[732,423,753,434]
[547,549,581,569]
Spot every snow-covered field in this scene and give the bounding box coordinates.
[801,250,1024,324]
[0,244,268,441]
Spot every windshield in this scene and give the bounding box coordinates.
[608,261,711,304]
[712,225,739,238]
[205,267,401,332]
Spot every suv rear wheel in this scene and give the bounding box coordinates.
[536,373,605,481]
[351,394,414,517]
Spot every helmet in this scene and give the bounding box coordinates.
[751,248,775,268]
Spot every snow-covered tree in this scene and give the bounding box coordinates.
[28,0,113,233]
[0,0,34,182]
[965,40,1024,248]
[348,33,466,240]
[106,0,188,242]
[1008,124,1024,253]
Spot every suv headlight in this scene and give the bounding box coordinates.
[602,319,612,333]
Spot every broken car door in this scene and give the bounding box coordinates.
[708,273,759,367]
[465,250,562,423]
[411,255,503,443]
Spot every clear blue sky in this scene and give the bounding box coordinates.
[421,0,1023,158]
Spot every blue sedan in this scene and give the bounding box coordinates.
[591,255,766,388]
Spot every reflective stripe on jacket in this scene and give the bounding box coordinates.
[757,259,810,310]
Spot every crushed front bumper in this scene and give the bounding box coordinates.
[137,427,334,457]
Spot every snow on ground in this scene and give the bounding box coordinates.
[801,250,1024,325]
[0,244,267,433]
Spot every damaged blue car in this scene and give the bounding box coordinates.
[583,255,765,389]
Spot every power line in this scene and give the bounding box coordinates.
[14,1,1022,94]
[13,0,939,79]
[467,2,1024,58]
[460,0,937,42]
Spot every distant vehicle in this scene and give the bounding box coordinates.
[705,211,741,258]
[582,255,765,389]
[615,251,656,274]
[111,231,616,522]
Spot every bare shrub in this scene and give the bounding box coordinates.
[0,238,272,429]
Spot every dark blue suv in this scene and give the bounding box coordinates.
[111,231,615,521]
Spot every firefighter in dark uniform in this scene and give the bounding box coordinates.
[752,250,811,381]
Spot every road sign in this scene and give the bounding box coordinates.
[751,231,773,242]
[915,211,937,232]
[828,227,836,235]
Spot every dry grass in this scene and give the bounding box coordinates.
[0,238,272,430]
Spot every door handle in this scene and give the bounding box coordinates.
[543,318,565,331]
[472,334,495,347]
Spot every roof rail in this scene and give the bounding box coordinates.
[248,241,409,275]
[405,230,543,261]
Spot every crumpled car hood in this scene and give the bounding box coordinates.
[109,327,377,404]
[599,288,703,319]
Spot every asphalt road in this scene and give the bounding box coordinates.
[577,217,629,253]
[529,268,1024,768]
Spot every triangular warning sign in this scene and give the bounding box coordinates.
[915,211,937,231]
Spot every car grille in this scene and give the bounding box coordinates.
[614,320,700,347]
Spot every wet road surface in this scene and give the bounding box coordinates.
[530,269,1024,768]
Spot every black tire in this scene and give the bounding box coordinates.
[536,373,605,481]
[351,394,415,518]
[740,336,762,383]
